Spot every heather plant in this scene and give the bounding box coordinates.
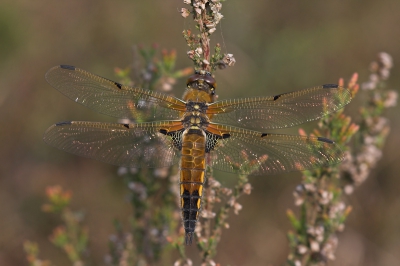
[286,52,396,266]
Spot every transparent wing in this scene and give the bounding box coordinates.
[207,85,352,131]
[45,65,186,121]
[43,121,182,168]
[207,124,343,176]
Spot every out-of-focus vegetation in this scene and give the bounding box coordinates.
[0,1,399,265]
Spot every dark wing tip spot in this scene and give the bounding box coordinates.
[60,65,75,70]
[159,129,168,135]
[55,121,72,126]
[322,84,338,89]
[273,95,281,101]
[317,137,335,144]
[261,133,269,138]
[123,124,130,129]
[114,82,122,89]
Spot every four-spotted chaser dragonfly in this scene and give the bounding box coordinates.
[43,65,352,244]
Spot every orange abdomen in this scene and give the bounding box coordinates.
[179,128,206,244]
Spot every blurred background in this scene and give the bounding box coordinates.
[1,0,400,265]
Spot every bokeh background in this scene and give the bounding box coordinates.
[1,0,400,265]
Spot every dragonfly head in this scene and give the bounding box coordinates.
[186,70,217,96]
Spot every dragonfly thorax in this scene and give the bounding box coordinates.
[185,101,208,113]
[181,112,210,129]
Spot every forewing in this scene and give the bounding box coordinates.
[208,85,352,131]
[45,65,186,121]
[207,124,343,175]
[43,121,181,168]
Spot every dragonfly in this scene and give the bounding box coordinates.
[43,65,352,244]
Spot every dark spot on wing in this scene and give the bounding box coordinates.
[123,124,130,129]
[55,121,72,126]
[317,137,335,144]
[159,129,168,135]
[273,95,281,101]
[222,133,230,139]
[114,82,122,89]
[322,84,338,89]
[261,133,269,138]
[60,65,75,70]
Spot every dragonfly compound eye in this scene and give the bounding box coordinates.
[187,72,217,90]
